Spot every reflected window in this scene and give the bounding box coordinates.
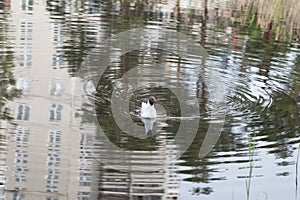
[78,192,90,195]
[46,129,61,193]
[16,167,28,173]
[47,169,59,176]
[47,198,59,200]
[47,179,59,184]
[47,152,60,157]
[79,181,91,186]
[13,193,25,200]
[53,23,65,43]
[46,185,57,189]
[16,126,29,142]
[80,172,91,177]
[19,21,32,67]
[78,197,89,200]
[48,144,61,149]
[15,149,27,153]
[46,175,59,180]
[19,50,32,67]
[0,165,8,171]
[79,159,92,165]
[47,188,58,193]
[15,175,27,183]
[16,104,30,120]
[49,130,61,143]
[14,186,26,191]
[15,159,28,164]
[49,104,62,121]
[20,21,32,41]
[0,174,7,184]
[52,53,64,69]
[84,1,100,14]
[15,153,28,158]
[47,152,60,158]
[81,133,94,146]
[47,155,60,166]
[49,79,64,96]
[80,152,93,159]
[17,78,31,92]
[79,176,91,181]
[77,191,90,200]
[21,0,33,11]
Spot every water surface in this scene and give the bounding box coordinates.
[0,1,300,200]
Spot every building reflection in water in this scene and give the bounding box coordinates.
[0,0,97,199]
[96,141,180,200]
[0,0,181,199]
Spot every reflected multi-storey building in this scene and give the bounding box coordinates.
[0,0,184,199]
[97,137,180,200]
[2,1,100,199]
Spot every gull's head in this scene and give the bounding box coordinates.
[148,96,157,106]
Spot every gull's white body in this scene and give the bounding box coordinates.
[141,100,157,118]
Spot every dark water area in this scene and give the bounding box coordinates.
[0,0,300,200]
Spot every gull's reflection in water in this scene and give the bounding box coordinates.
[141,117,157,137]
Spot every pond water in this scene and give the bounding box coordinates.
[0,0,300,200]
